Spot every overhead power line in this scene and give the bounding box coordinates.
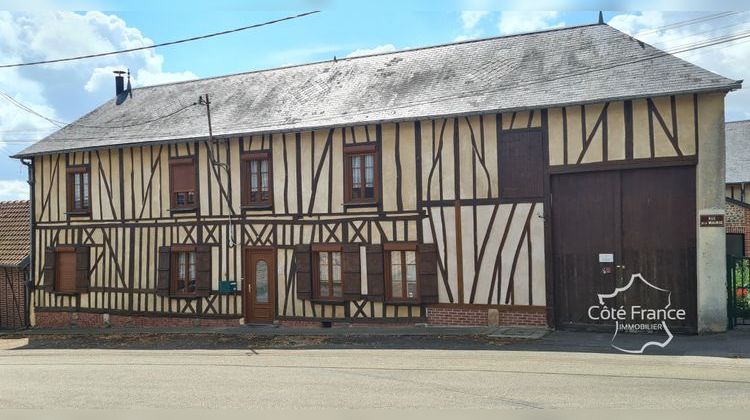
[0,11,320,69]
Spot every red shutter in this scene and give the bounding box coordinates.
[342,244,361,299]
[418,243,439,304]
[42,247,55,291]
[156,246,171,296]
[195,245,212,297]
[294,244,312,300]
[75,246,90,293]
[171,161,196,191]
[366,244,384,301]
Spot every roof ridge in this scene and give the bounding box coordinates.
[127,22,603,92]
[727,119,750,124]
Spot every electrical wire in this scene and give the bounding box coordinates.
[2,16,748,146]
[1,11,742,134]
[0,11,320,69]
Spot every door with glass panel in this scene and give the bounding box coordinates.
[244,248,276,323]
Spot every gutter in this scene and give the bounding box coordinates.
[19,158,34,329]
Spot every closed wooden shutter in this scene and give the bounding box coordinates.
[42,247,55,291]
[294,244,312,299]
[418,243,439,304]
[499,129,544,199]
[342,244,361,298]
[75,246,90,293]
[195,245,212,297]
[171,160,195,192]
[156,246,171,296]
[366,244,384,301]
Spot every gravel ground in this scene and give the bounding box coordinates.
[0,333,516,350]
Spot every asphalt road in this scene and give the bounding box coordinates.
[1,341,749,409]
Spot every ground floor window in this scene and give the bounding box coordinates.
[171,247,196,294]
[313,245,342,300]
[55,247,77,294]
[385,243,418,302]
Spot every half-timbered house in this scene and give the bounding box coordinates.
[14,22,740,332]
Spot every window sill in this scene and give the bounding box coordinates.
[53,290,81,296]
[168,293,202,299]
[169,207,198,214]
[65,210,90,217]
[241,204,273,211]
[343,200,379,208]
[386,299,420,304]
[311,297,348,304]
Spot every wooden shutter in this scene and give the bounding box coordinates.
[42,247,56,291]
[156,246,171,296]
[240,159,249,206]
[75,246,90,293]
[171,160,196,191]
[499,129,544,199]
[418,243,439,304]
[195,245,212,297]
[366,244,384,301]
[342,244,361,298]
[294,244,312,299]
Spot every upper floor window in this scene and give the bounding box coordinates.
[66,165,90,215]
[313,245,343,300]
[344,144,378,205]
[384,243,419,302]
[241,151,272,208]
[169,157,197,211]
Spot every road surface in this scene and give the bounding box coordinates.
[0,339,748,408]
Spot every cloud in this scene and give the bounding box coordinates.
[0,10,198,148]
[497,11,564,35]
[608,11,750,120]
[0,9,200,173]
[461,10,489,31]
[346,44,398,58]
[0,180,29,200]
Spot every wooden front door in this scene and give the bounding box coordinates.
[244,248,276,324]
[551,166,697,331]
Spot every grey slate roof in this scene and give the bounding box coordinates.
[726,120,750,184]
[14,23,741,157]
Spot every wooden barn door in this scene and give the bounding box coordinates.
[620,166,696,331]
[551,171,621,329]
[244,248,276,324]
[551,166,697,331]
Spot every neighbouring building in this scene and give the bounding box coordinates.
[726,120,750,257]
[0,201,30,330]
[14,23,740,332]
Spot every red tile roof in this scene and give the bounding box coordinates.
[0,201,30,267]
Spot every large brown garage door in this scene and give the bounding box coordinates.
[551,165,697,332]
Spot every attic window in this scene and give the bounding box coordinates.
[170,157,197,212]
[66,165,90,215]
